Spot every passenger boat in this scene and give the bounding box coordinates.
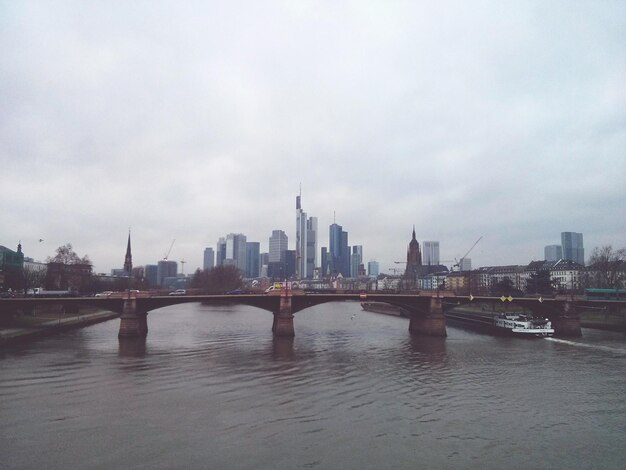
[493,313,554,337]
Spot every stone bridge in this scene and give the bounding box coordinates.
[2,291,613,339]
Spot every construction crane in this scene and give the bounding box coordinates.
[453,236,483,270]
[163,239,176,260]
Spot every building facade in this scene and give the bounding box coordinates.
[157,260,177,287]
[422,241,440,265]
[268,230,288,280]
[216,238,227,266]
[367,260,379,278]
[245,242,260,278]
[458,258,472,272]
[561,232,584,265]
[144,264,158,287]
[203,247,215,271]
[305,216,317,279]
[0,243,24,290]
[351,245,363,277]
[329,223,350,277]
[295,194,317,279]
[224,233,247,273]
[544,245,563,262]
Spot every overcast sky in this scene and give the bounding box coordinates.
[1,0,624,275]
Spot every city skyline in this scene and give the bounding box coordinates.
[1,2,624,274]
[3,211,612,276]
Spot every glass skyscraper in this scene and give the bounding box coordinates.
[422,241,440,265]
[561,232,584,265]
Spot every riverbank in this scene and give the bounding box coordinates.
[0,310,120,346]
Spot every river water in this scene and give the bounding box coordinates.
[1,302,624,469]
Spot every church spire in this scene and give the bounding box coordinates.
[123,230,132,274]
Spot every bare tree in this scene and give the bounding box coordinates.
[47,244,91,265]
[586,245,626,289]
[190,266,242,293]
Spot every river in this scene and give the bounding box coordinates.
[1,302,624,469]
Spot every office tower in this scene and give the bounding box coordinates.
[341,233,349,276]
[306,216,317,279]
[544,245,562,262]
[144,264,158,287]
[216,238,227,266]
[368,260,379,278]
[245,242,260,278]
[269,230,288,262]
[296,193,318,279]
[329,222,349,277]
[422,241,440,265]
[296,194,306,279]
[224,233,247,272]
[561,232,584,265]
[458,258,472,272]
[285,250,296,279]
[157,260,177,286]
[203,247,215,271]
[320,247,329,277]
[351,245,363,277]
[259,253,269,278]
[268,230,288,279]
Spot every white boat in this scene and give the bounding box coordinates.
[493,313,554,337]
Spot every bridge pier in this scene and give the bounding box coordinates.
[272,294,295,337]
[408,297,447,337]
[118,298,148,338]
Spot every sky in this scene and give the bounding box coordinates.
[1,0,625,275]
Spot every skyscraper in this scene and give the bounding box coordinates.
[320,247,329,277]
[351,245,363,277]
[216,238,226,266]
[225,233,247,272]
[269,230,288,262]
[296,194,306,279]
[157,260,177,287]
[203,247,215,271]
[245,242,260,278]
[544,245,562,262]
[561,232,584,265]
[329,222,349,277]
[269,230,288,279]
[296,192,317,279]
[306,216,317,279]
[368,260,379,278]
[144,264,158,287]
[422,241,440,265]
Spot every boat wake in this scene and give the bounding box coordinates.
[545,337,626,355]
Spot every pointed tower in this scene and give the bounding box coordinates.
[405,226,422,276]
[123,232,132,274]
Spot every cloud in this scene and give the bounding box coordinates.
[1,0,624,273]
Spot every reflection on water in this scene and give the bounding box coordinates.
[271,337,295,360]
[1,302,625,469]
[118,336,147,357]
[406,334,447,357]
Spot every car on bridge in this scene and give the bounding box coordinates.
[169,289,187,296]
[95,291,113,297]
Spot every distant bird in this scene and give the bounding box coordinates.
[38,239,44,242]
[351,313,357,320]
